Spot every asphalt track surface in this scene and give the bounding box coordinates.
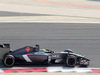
[0,22,100,68]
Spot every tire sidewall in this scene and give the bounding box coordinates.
[3,55,15,67]
[65,55,76,67]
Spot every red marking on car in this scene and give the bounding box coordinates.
[27,53,33,56]
[7,56,11,58]
[72,65,75,66]
[26,47,30,52]
[68,56,71,58]
[80,62,84,65]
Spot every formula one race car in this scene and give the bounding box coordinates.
[0,44,90,67]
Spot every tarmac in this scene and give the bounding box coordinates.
[0,22,100,68]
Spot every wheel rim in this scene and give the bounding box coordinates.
[4,55,15,67]
[66,56,76,66]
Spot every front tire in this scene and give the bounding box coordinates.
[64,49,73,53]
[65,55,76,67]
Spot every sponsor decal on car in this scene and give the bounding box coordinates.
[25,47,30,52]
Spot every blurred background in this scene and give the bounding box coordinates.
[0,0,100,22]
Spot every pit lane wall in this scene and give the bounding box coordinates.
[0,67,100,73]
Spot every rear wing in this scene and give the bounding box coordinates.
[0,44,10,48]
[0,44,10,60]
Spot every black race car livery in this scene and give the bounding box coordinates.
[0,44,90,67]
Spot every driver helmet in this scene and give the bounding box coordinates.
[42,49,46,52]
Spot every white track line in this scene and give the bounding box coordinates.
[0,21,100,24]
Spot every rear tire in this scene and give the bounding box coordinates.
[3,55,15,67]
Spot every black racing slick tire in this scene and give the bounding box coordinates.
[3,55,15,67]
[65,55,76,67]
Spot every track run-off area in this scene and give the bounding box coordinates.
[32,0,100,9]
[0,0,100,22]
